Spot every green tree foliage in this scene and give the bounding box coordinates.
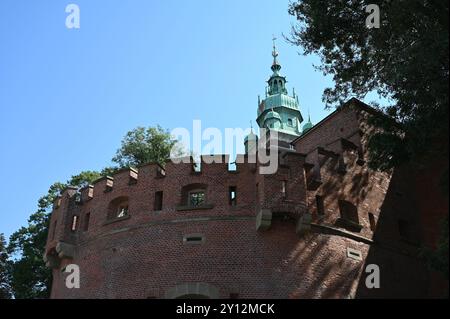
[8,126,178,298]
[7,172,101,298]
[0,233,12,299]
[7,183,64,299]
[69,171,103,188]
[288,0,449,171]
[112,125,183,167]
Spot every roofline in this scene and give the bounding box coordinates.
[291,98,393,144]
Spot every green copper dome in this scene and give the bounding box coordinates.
[255,38,304,137]
[244,126,259,154]
[244,131,258,143]
[302,116,313,134]
[259,94,299,115]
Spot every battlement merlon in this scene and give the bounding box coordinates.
[48,155,270,208]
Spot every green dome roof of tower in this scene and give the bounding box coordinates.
[302,115,313,134]
[244,131,258,143]
[255,37,304,138]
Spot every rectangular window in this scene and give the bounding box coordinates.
[369,213,376,231]
[316,195,325,216]
[183,234,205,244]
[109,199,130,220]
[338,200,359,224]
[71,215,78,231]
[347,247,363,261]
[185,236,203,242]
[281,181,287,198]
[229,186,237,206]
[189,191,205,207]
[154,191,163,211]
[117,205,128,218]
[83,212,90,232]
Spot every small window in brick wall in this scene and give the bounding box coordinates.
[181,184,207,208]
[229,186,237,206]
[107,197,129,220]
[117,204,128,218]
[71,216,79,231]
[316,195,325,217]
[346,247,363,261]
[338,200,359,224]
[281,181,287,198]
[189,191,205,207]
[52,220,57,240]
[369,213,376,231]
[183,234,205,244]
[83,212,90,232]
[154,191,163,211]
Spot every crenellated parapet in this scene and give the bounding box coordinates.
[44,153,311,268]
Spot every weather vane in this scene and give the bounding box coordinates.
[272,34,279,59]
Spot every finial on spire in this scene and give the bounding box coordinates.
[271,34,281,74]
[250,120,253,132]
[272,35,279,61]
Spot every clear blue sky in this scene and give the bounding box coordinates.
[0,0,382,239]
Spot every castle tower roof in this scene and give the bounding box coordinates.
[255,37,304,140]
[302,114,314,134]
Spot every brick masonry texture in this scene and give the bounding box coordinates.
[45,99,448,299]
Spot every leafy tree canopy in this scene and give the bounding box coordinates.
[288,0,449,171]
[112,125,182,167]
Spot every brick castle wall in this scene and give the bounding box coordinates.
[45,99,448,298]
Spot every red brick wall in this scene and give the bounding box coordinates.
[294,103,391,240]
[293,100,448,298]
[46,151,369,299]
[50,219,368,299]
[45,100,448,299]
